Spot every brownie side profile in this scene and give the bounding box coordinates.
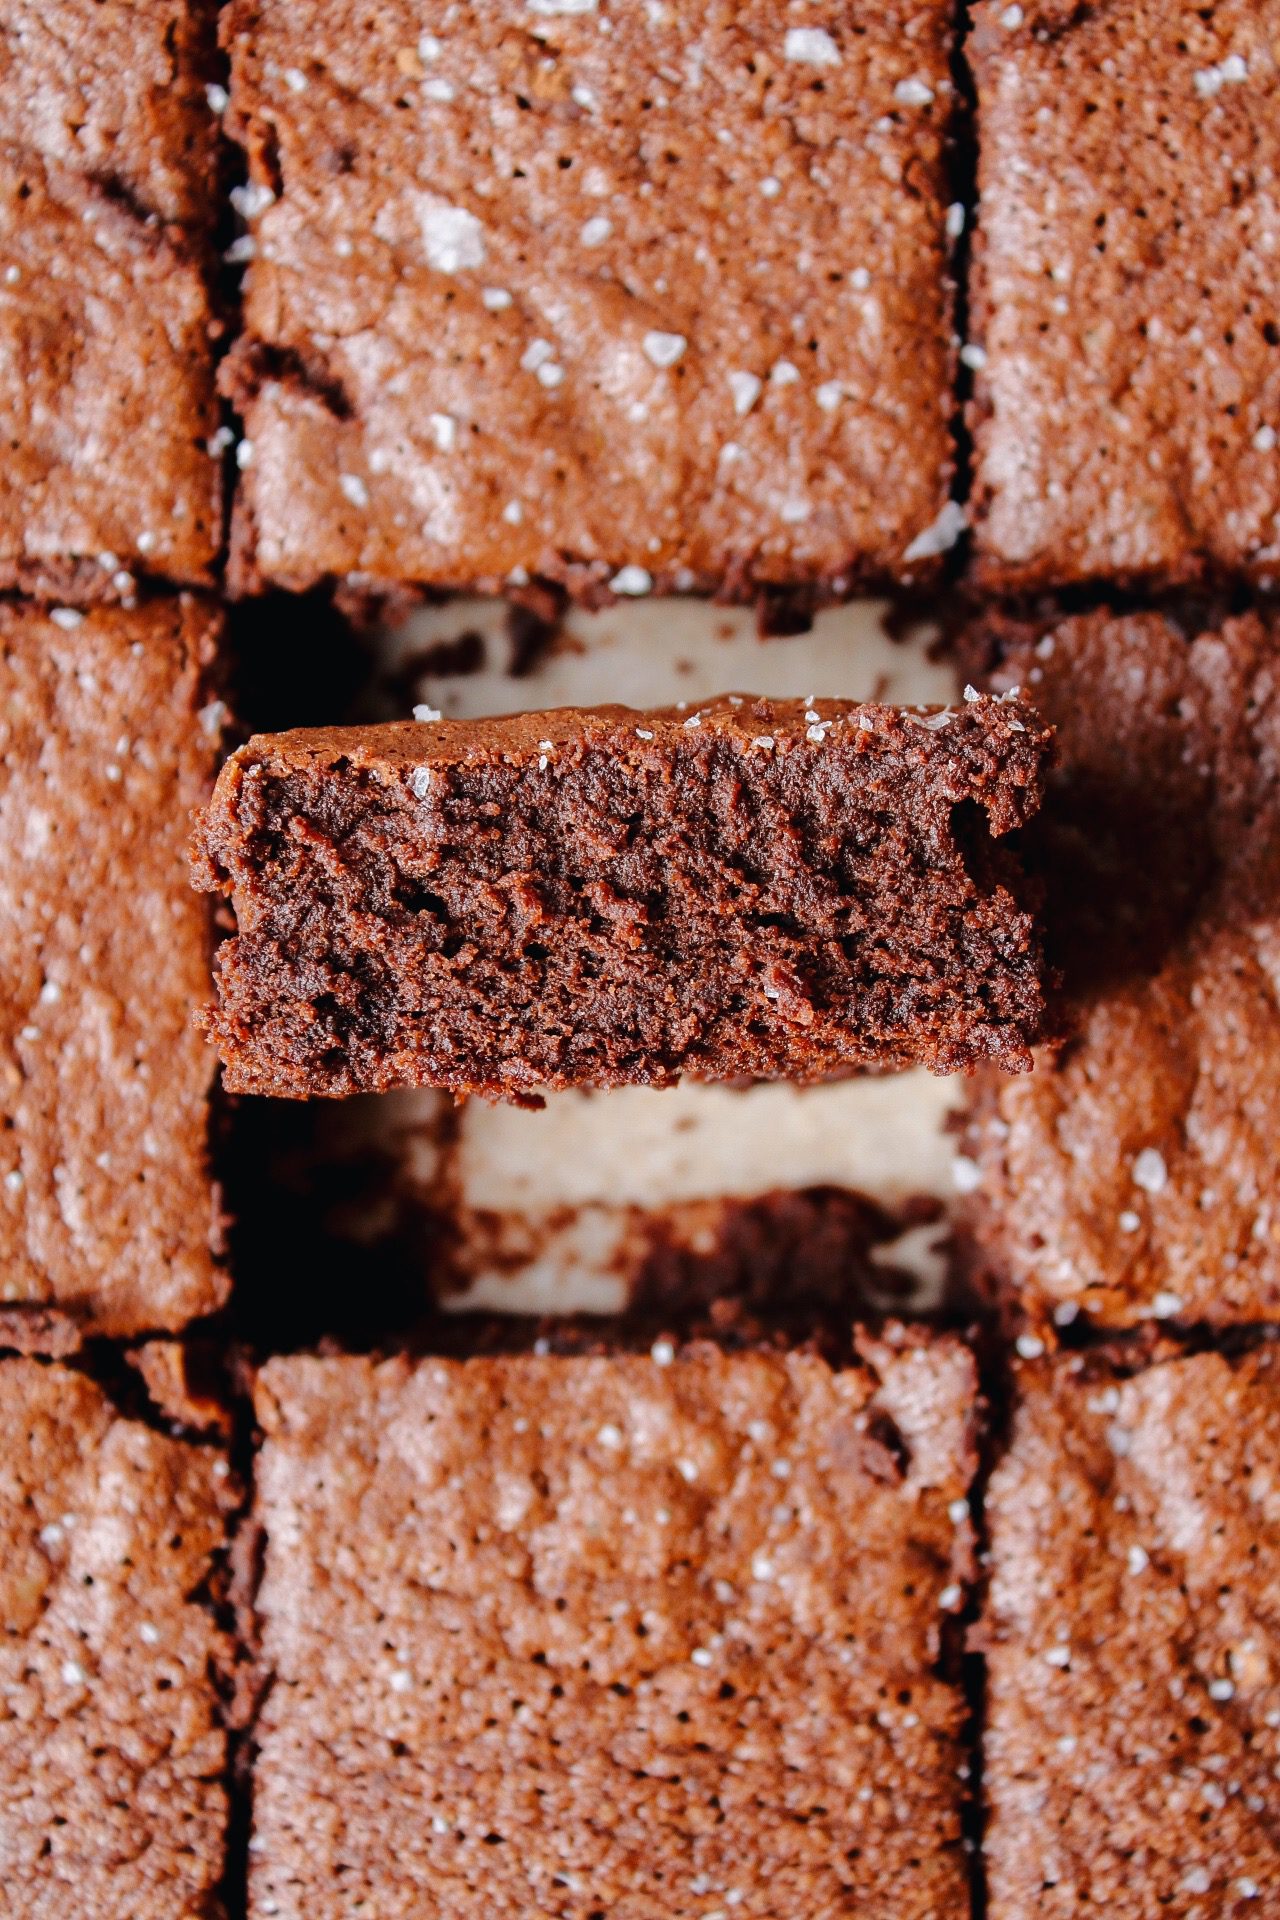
[192,694,1052,1099]
[0,598,228,1343]
[963,607,1280,1329]
[968,0,1280,591]
[0,0,222,230]
[249,1333,978,1918]
[0,1358,235,1917]
[983,1345,1280,1914]
[0,149,222,600]
[221,0,958,601]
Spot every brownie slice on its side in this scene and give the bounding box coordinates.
[192,694,1053,1099]
[0,597,227,1347]
[968,0,1280,591]
[964,606,1280,1330]
[983,1344,1280,1915]
[221,0,959,603]
[0,1358,235,1917]
[249,1329,978,1918]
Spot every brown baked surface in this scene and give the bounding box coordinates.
[0,1357,234,1916]
[192,694,1052,1098]
[250,1333,977,1918]
[968,0,1280,591]
[0,149,222,600]
[0,597,228,1343]
[964,607,1280,1329]
[983,1344,1280,1914]
[0,0,221,230]
[221,0,958,601]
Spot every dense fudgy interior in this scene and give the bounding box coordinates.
[194,698,1051,1097]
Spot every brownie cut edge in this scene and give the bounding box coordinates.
[191,693,1053,1099]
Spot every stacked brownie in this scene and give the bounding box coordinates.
[6,0,1280,1913]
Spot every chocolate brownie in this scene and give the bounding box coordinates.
[0,0,221,229]
[0,149,222,600]
[249,1331,978,1917]
[221,0,958,602]
[0,598,228,1344]
[982,1344,1280,1914]
[963,607,1280,1329]
[968,0,1280,591]
[192,693,1052,1099]
[0,1357,234,1916]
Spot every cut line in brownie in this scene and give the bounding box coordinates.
[961,605,1280,1331]
[248,1328,979,1918]
[968,0,1280,591]
[982,1343,1280,1915]
[0,597,228,1344]
[192,693,1053,1099]
[0,1357,235,1918]
[221,0,958,601]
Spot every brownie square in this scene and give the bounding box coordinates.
[0,149,221,600]
[250,1333,978,1916]
[969,0,1280,590]
[964,606,1280,1330]
[983,1345,1280,1914]
[193,694,1051,1097]
[0,598,228,1345]
[0,0,222,230]
[222,0,958,600]
[0,1357,234,1916]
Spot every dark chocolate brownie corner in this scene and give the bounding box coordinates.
[0,0,223,232]
[983,1344,1280,1914]
[192,694,1052,1098]
[969,0,1280,591]
[221,0,958,600]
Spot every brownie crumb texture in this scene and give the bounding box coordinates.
[249,1333,977,1918]
[192,695,1051,1099]
[221,0,958,599]
[969,0,1280,591]
[983,1345,1280,1914]
[0,1358,234,1918]
[0,598,228,1342]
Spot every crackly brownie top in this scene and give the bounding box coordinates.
[222,0,957,596]
[969,0,1280,589]
[208,692,1050,837]
[966,606,1280,1329]
[0,149,222,597]
[983,1344,1280,1914]
[0,1357,235,1917]
[0,597,227,1342]
[0,0,221,229]
[249,1334,977,1917]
